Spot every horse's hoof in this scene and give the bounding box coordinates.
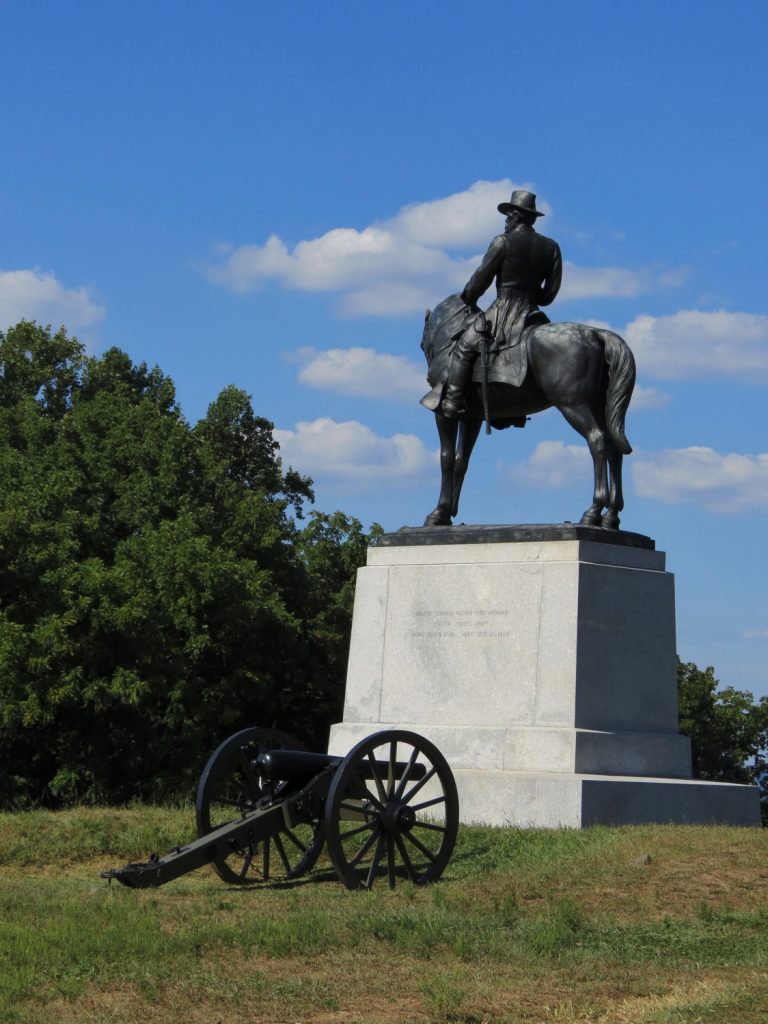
[579,511,601,528]
[601,513,620,531]
[424,511,452,527]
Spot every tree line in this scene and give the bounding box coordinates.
[0,322,379,806]
[0,322,765,811]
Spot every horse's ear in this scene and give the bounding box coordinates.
[424,308,432,323]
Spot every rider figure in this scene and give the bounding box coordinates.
[441,189,562,419]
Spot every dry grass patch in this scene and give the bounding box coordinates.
[594,968,768,1023]
[456,824,768,921]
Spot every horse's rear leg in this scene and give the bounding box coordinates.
[424,414,460,526]
[450,419,482,518]
[602,444,624,530]
[558,403,609,527]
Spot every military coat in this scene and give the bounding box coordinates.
[461,224,562,350]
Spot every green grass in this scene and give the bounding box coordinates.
[0,804,195,866]
[0,809,767,1023]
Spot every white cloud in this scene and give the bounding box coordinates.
[275,417,436,491]
[207,180,671,317]
[506,441,768,512]
[632,384,671,410]
[296,347,427,402]
[390,179,550,248]
[339,280,470,318]
[0,269,104,332]
[744,629,768,639]
[505,440,591,490]
[208,225,473,314]
[624,309,768,380]
[633,446,768,512]
[559,263,650,301]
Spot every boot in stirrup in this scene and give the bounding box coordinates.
[441,384,466,419]
[440,350,475,419]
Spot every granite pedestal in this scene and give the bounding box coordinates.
[328,525,760,828]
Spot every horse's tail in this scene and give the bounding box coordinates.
[598,329,635,455]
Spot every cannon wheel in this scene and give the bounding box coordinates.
[196,726,325,885]
[324,730,459,890]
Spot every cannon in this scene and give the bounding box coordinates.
[102,728,459,891]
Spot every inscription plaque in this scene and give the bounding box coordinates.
[408,608,512,640]
[378,562,544,727]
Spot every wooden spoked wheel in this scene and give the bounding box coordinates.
[195,726,324,885]
[324,730,459,890]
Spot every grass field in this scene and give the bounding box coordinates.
[1,807,767,1023]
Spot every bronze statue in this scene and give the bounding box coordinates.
[419,190,636,531]
[441,190,562,418]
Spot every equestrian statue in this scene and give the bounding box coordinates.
[419,189,636,530]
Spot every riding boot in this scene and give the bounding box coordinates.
[441,350,476,419]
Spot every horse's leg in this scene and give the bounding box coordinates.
[450,418,482,518]
[424,413,460,526]
[602,442,624,530]
[557,403,609,526]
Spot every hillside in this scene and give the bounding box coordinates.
[1,808,766,1023]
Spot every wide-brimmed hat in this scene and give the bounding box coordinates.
[498,189,544,218]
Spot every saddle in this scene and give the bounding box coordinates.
[420,295,545,426]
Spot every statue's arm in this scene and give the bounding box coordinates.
[460,235,505,307]
[537,242,562,307]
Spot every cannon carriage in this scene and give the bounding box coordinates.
[103,728,459,891]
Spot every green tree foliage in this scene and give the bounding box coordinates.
[0,322,376,807]
[677,657,768,784]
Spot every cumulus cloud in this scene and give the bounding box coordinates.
[295,347,426,402]
[624,309,768,380]
[633,446,768,512]
[504,441,768,512]
[559,263,651,301]
[389,179,551,248]
[274,417,436,491]
[505,440,591,490]
[0,269,104,332]
[207,180,671,317]
[632,384,671,410]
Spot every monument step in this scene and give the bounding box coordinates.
[328,722,692,778]
[452,769,761,828]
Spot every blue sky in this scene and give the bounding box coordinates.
[1,1,767,698]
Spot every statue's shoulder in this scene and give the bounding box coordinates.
[486,233,508,253]
[534,230,559,250]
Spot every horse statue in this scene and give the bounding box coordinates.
[419,294,636,530]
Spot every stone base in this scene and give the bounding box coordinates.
[330,526,761,829]
[328,722,693,779]
[456,771,761,828]
[328,722,760,827]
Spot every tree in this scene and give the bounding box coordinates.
[677,658,768,785]
[0,323,376,807]
[292,510,383,737]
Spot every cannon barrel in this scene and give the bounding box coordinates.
[255,749,428,782]
[255,749,341,779]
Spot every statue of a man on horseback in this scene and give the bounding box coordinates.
[440,189,563,419]
[419,187,636,531]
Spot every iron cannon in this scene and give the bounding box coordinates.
[103,728,459,891]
